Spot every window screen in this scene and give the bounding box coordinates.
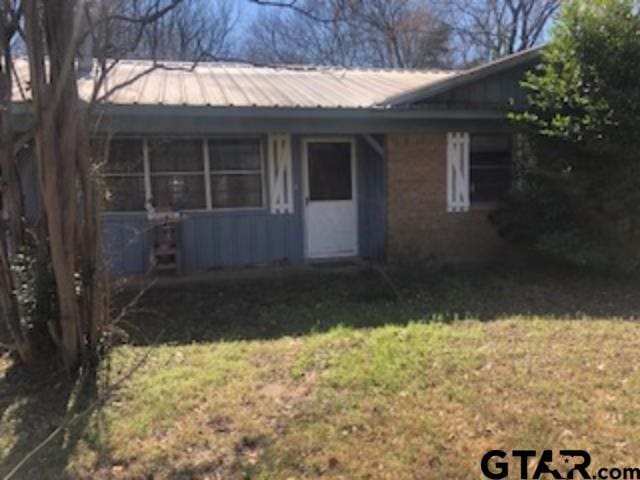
[102,139,146,212]
[470,134,513,203]
[148,139,206,210]
[307,142,352,201]
[209,139,263,209]
[100,138,265,212]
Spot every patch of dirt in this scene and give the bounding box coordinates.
[257,372,316,406]
[258,383,288,399]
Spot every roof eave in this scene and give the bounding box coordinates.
[94,103,509,120]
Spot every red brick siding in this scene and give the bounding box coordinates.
[386,133,504,263]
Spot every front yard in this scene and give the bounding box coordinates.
[1,264,640,479]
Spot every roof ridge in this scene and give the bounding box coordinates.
[91,58,459,75]
[11,55,460,74]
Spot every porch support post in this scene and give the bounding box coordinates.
[363,134,385,158]
[359,134,388,263]
[14,132,33,157]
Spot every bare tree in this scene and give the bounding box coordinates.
[0,0,32,364]
[245,5,359,66]
[133,0,237,61]
[355,0,451,68]
[0,0,213,373]
[246,0,452,69]
[444,0,561,64]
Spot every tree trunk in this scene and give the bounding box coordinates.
[22,0,107,373]
[0,17,42,364]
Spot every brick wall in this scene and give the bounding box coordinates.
[386,133,505,263]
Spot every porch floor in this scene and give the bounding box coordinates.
[117,259,370,289]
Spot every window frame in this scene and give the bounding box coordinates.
[469,133,514,206]
[146,138,208,211]
[305,139,355,202]
[207,137,267,212]
[101,136,267,214]
[101,138,147,214]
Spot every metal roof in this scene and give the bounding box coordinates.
[12,60,459,109]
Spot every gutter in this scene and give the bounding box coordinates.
[93,103,509,121]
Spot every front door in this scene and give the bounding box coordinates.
[304,139,358,259]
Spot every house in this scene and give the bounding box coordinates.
[14,47,542,274]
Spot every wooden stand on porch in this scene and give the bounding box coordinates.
[149,211,182,275]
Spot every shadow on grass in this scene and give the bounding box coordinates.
[0,365,108,480]
[1,262,639,478]
[120,262,640,346]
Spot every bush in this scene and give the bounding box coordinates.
[496,0,640,271]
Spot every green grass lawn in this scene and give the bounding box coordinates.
[1,264,640,479]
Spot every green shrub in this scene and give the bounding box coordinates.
[496,0,640,271]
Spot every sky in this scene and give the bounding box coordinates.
[235,0,267,36]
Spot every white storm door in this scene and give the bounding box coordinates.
[303,139,358,259]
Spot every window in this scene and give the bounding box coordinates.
[307,142,353,201]
[470,134,513,203]
[208,139,263,209]
[100,137,265,212]
[148,139,206,210]
[102,139,146,212]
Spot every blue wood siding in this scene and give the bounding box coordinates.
[418,63,534,110]
[18,156,39,223]
[357,137,386,259]
[104,209,305,274]
[181,211,303,269]
[104,215,151,274]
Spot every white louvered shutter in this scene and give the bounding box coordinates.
[447,132,470,212]
[268,134,294,214]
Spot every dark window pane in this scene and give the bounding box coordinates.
[103,139,144,174]
[211,174,262,208]
[104,176,145,211]
[470,166,512,202]
[471,167,512,186]
[209,139,262,171]
[307,142,352,201]
[470,151,512,167]
[471,134,511,153]
[470,134,513,203]
[151,175,206,210]
[149,139,203,172]
[472,183,511,203]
